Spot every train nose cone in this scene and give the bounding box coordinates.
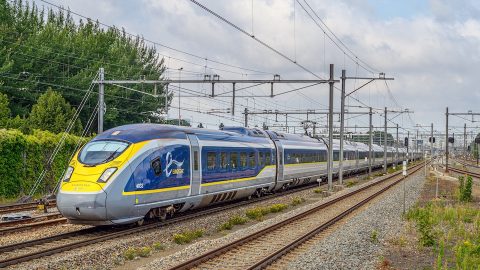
[57,182,108,224]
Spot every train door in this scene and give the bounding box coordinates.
[355,150,359,169]
[276,142,284,182]
[187,134,201,196]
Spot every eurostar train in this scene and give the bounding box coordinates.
[57,124,417,225]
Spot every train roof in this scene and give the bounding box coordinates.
[94,124,272,144]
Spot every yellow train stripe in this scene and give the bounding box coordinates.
[201,176,258,187]
[284,161,327,167]
[123,161,336,195]
[122,185,190,195]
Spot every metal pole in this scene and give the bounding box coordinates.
[396,124,399,168]
[232,83,236,116]
[431,123,433,162]
[416,129,419,158]
[339,69,346,185]
[165,83,169,121]
[368,107,373,177]
[244,108,248,127]
[98,67,104,133]
[384,107,387,173]
[178,68,184,125]
[285,114,288,133]
[464,123,467,157]
[327,64,334,191]
[446,107,449,172]
[407,131,410,161]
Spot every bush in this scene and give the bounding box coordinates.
[406,204,436,247]
[218,215,248,231]
[218,221,234,231]
[137,247,151,257]
[291,197,305,206]
[269,204,288,213]
[229,215,248,225]
[459,176,473,202]
[346,180,358,187]
[0,129,88,199]
[313,188,322,194]
[123,247,137,260]
[246,207,264,220]
[173,229,204,244]
[152,242,165,250]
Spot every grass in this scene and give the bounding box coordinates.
[123,247,137,260]
[152,242,165,250]
[123,246,153,260]
[218,215,248,231]
[346,180,358,187]
[173,229,204,244]
[406,200,480,269]
[371,229,379,243]
[313,188,322,194]
[245,203,289,221]
[291,197,305,206]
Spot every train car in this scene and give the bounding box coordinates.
[56,124,416,226]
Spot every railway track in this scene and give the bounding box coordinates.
[0,200,57,215]
[448,166,480,179]
[0,176,332,268]
[168,161,426,270]
[0,165,404,268]
[0,215,67,235]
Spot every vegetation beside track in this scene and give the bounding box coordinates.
[401,174,480,269]
[0,129,87,199]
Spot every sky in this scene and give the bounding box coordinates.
[40,0,480,144]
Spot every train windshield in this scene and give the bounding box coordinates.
[78,140,129,165]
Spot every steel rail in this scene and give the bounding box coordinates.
[0,217,68,235]
[0,164,400,268]
[0,179,330,268]
[0,201,57,215]
[169,161,426,270]
[0,212,63,228]
[249,162,425,269]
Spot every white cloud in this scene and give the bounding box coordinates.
[47,0,480,134]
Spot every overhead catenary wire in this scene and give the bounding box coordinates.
[38,0,273,76]
[188,0,325,80]
[28,72,100,197]
[299,0,380,74]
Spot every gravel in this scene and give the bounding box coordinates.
[5,185,320,270]
[285,172,426,270]
[139,171,414,270]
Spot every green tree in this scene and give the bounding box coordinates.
[0,92,10,125]
[0,0,168,130]
[29,88,82,134]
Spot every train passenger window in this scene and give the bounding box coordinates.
[230,152,238,170]
[220,152,228,169]
[249,152,256,168]
[240,152,247,168]
[207,152,216,170]
[259,152,265,167]
[193,151,199,171]
[266,152,271,165]
[151,157,162,176]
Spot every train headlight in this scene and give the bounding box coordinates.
[63,166,74,182]
[97,167,117,183]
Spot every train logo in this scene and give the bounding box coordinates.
[164,151,184,177]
